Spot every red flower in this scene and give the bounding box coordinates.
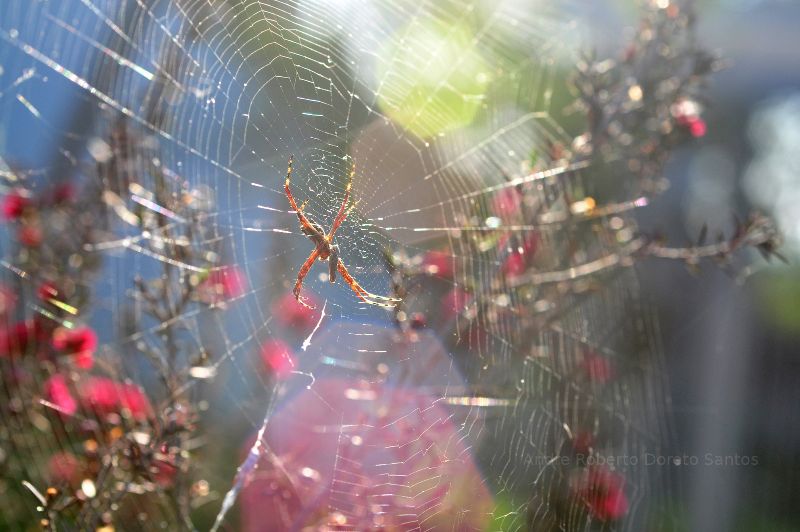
[502,252,525,277]
[409,312,427,329]
[43,374,78,416]
[51,182,76,204]
[18,224,43,247]
[672,99,707,138]
[572,465,629,521]
[205,265,247,303]
[259,339,296,379]
[421,250,454,279]
[581,350,614,384]
[52,326,97,369]
[272,292,320,331]
[499,232,539,278]
[38,281,60,302]
[0,320,39,358]
[151,457,179,488]
[2,189,31,220]
[47,451,82,486]
[594,486,628,521]
[79,377,151,420]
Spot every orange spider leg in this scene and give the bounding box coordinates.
[327,159,355,240]
[284,156,316,231]
[293,248,320,308]
[336,261,371,304]
[336,261,402,308]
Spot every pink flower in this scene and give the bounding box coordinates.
[572,465,629,521]
[241,379,493,531]
[676,114,707,137]
[47,451,82,486]
[2,189,31,220]
[688,117,707,137]
[581,350,614,384]
[43,374,78,416]
[79,377,151,420]
[52,326,97,369]
[272,292,320,331]
[204,265,248,302]
[421,250,454,279]
[259,339,296,379]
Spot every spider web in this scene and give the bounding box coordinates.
[0,0,676,530]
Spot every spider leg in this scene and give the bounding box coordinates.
[293,248,320,309]
[327,158,355,240]
[284,156,316,232]
[336,261,402,308]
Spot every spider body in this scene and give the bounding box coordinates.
[300,220,339,282]
[283,156,400,308]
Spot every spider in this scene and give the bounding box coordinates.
[284,156,401,309]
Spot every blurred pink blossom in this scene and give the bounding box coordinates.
[421,250,454,279]
[2,189,31,220]
[272,292,320,331]
[43,374,78,416]
[492,186,523,219]
[52,326,97,369]
[79,377,151,420]
[0,320,41,358]
[0,283,17,318]
[409,311,427,329]
[581,350,614,384]
[672,99,707,138]
[259,339,296,379]
[440,286,472,323]
[203,265,248,302]
[51,182,76,204]
[499,232,539,278]
[47,451,83,486]
[571,465,629,521]
[241,378,493,531]
[18,224,43,247]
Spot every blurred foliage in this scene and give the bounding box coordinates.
[376,19,491,139]
[755,268,800,335]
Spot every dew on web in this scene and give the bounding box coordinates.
[0,0,682,529]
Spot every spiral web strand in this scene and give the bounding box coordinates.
[0,0,676,530]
